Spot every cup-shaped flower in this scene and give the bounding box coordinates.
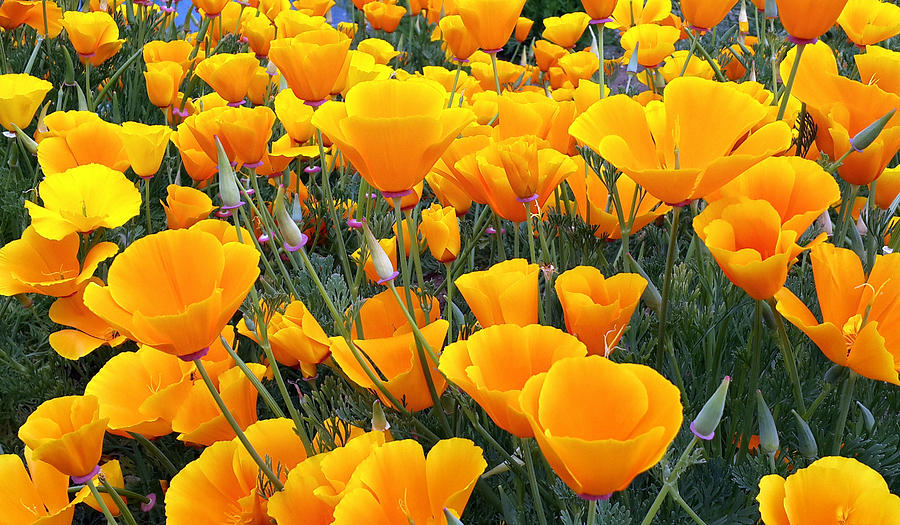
[555,266,647,357]
[620,24,680,68]
[267,431,388,525]
[0,226,118,298]
[144,61,184,109]
[84,346,195,438]
[542,12,591,49]
[237,300,331,377]
[515,16,534,42]
[758,456,900,524]
[519,355,682,499]
[581,0,617,21]
[695,198,821,301]
[439,324,587,437]
[18,395,108,481]
[608,0,672,30]
[533,39,568,72]
[166,418,308,524]
[855,45,900,96]
[438,15,479,61]
[419,203,461,263]
[330,438,486,524]
[37,117,129,176]
[48,278,126,360]
[363,1,406,32]
[161,184,215,229]
[0,0,63,37]
[61,11,125,65]
[120,122,172,178]
[268,28,351,104]
[194,52,259,105]
[24,164,141,240]
[569,77,792,205]
[875,167,900,210]
[241,14,276,58]
[0,73,52,132]
[775,243,900,385]
[143,39,200,73]
[275,88,316,144]
[681,0,738,31]
[83,228,260,360]
[776,0,849,42]
[456,0,526,51]
[455,259,539,327]
[312,79,474,195]
[0,449,86,524]
[192,0,229,16]
[837,0,900,47]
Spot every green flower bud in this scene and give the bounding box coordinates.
[63,48,75,87]
[824,364,846,384]
[764,0,777,19]
[371,400,390,432]
[274,185,308,250]
[443,509,465,525]
[361,220,398,284]
[626,253,662,313]
[791,409,817,459]
[215,136,243,210]
[756,389,779,457]
[691,376,731,440]
[850,109,896,153]
[856,401,875,432]
[11,124,38,155]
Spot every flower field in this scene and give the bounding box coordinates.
[1,0,899,523]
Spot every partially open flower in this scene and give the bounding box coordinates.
[455,258,539,327]
[268,28,351,104]
[456,0,527,52]
[0,448,86,523]
[837,0,900,47]
[61,11,125,65]
[162,184,216,229]
[363,1,406,33]
[0,73,52,132]
[120,122,172,178]
[49,278,127,360]
[542,12,591,49]
[237,300,331,377]
[194,52,259,105]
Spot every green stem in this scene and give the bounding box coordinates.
[68,486,151,504]
[316,129,355,288]
[92,47,144,109]
[587,499,598,525]
[193,359,284,491]
[656,206,683,369]
[679,34,698,77]
[522,438,548,525]
[640,436,700,525]
[776,43,805,121]
[767,298,806,413]
[490,52,502,95]
[669,488,707,525]
[405,209,427,296]
[686,28,726,82]
[218,334,286,419]
[835,184,860,249]
[445,262,455,344]
[126,432,178,477]
[85,62,93,111]
[87,479,119,525]
[738,300,764,463]
[144,178,152,234]
[594,23,606,98]
[802,383,833,421]
[831,370,858,455]
[448,60,462,108]
[99,475,138,525]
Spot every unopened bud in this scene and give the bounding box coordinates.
[791,409,818,459]
[361,220,398,284]
[371,400,390,432]
[738,0,749,34]
[62,48,75,86]
[856,401,875,432]
[764,0,777,19]
[761,299,777,331]
[11,124,38,155]
[824,364,846,384]
[850,109,896,152]
[691,376,730,440]
[215,136,243,210]
[756,389,779,457]
[274,185,308,251]
[626,253,661,313]
[291,193,303,223]
[626,42,640,75]
[443,509,465,525]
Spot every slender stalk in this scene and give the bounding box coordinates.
[776,43,805,121]
[766,298,806,413]
[835,184,860,249]
[685,28,726,82]
[587,500,598,525]
[521,438,548,525]
[656,206,683,369]
[490,52,502,95]
[85,62,93,111]
[444,262,454,344]
[193,358,284,491]
[99,475,138,525]
[802,383,833,421]
[87,479,119,525]
[640,437,700,525]
[831,370,858,455]
[315,129,355,288]
[592,23,606,98]
[679,34,699,77]
[737,300,764,463]
[127,432,178,477]
[669,489,707,525]
[92,48,144,109]
[144,178,152,234]
[448,60,462,108]
[218,334,286,419]
[69,485,152,504]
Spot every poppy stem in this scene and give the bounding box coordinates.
[218,334,287,420]
[143,178,152,234]
[405,209,428,297]
[85,62,93,112]
[86,478,120,525]
[490,51,502,95]
[586,500,597,525]
[448,61,462,109]
[737,300,764,464]
[99,474,139,525]
[831,370,858,455]
[639,436,700,525]
[766,298,806,413]
[679,34,698,78]
[591,23,606,99]
[685,28,726,82]
[521,438,548,525]
[444,262,455,344]
[193,358,285,491]
[316,130,356,289]
[127,432,178,477]
[655,206,682,370]
[776,43,805,122]
[835,183,860,249]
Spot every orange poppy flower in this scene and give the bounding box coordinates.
[0,73,52,132]
[48,278,127,360]
[192,0,229,16]
[837,0,900,47]
[329,438,486,523]
[61,11,125,65]
[419,203,461,263]
[75,460,126,516]
[695,198,821,300]
[426,170,473,215]
[294,0,335,16]
[440,324,587,437]
[268,28,351,104]
[0,449,86,523]
[311,79,474,196]
[542,12,591,49]
[144,61,184,109]
[455,0,527,52]
[37,116,129,176]
[775,243,900,385]
[519,355,682,499]
[330,288,448,411]
[855,45,900,96]
[681,0,737,31]
[120,122,172,178]
[710,156,841,235]
[533,39,568,72]
[357,38,401,65]
[82,228,260,360]
[875,167,900,210]
[0,0,63,37]
[455,258,539,327]
[580,0,617,21]
[0,226,118,298]
[364,1,406,32]
[273,9,329,37]
[143,39,200,72]
[438,15,479,61]
[18,395,108,481]
[569,77,792,205]
[166,418,308,524]
[608,0,672,31]
[779,0,851,43]
[758,456,900,524]
[161,184,215,229]
[620,23,680,67]
[236,300,331,377]
[241,14,276,57]
[515,16,534,42]
[194,52,259,105]
[555,266,647,356]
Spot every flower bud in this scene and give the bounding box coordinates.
[850,109,896,152]
[63,47,76,86]
[856,401,875,432]
[11,124,38,155]
[764,0,777,19]
[739,0,749,34]
[691,376,730,440]
[371,400,391,432]
[756,389,779,457]
[824,363,846,384]
[626,253,662,313]
[790,409,817,459]
[626,42,640,75]
[274,185,308,251]
[75,84,88,111]
[761,299,777,331]
[361,220,398,284]
[215,136,243,209]
[290,193,303,223]
[443,509,465,525]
